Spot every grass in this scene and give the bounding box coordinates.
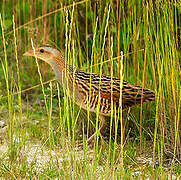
[0,0,181,178]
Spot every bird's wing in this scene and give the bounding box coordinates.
[74,70,154,112]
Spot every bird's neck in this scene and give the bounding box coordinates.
[49,56,74,85]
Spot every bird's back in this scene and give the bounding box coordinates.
[69,69,155,116]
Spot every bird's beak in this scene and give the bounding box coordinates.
[23,50,35,57]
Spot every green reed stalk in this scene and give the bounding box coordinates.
[0,14,14,159]
[119,51,124,173]
[64,9,71,140]
[108,36,114,167]
[57,83,64,142]
[93,4,111,172]
[85,17,98,148]
[30,39,53,146]
[13,15,23,141]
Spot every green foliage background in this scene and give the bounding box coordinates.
[0,0,180,178]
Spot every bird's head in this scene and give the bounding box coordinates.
[23,45,63,65]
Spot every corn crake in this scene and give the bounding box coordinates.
[24,45,155,142]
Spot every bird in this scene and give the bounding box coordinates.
[24,44,155,141]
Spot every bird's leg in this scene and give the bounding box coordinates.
[111,113,126,143]
[78,115,106,146]
[99,115,107,134]
[86,115,106,142]
[121,108,131,143]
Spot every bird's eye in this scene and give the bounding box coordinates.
[40,49,44,53]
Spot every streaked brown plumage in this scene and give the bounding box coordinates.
[73,69,155,116]
[24,45,155,140]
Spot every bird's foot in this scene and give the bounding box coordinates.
[77,131,104,147]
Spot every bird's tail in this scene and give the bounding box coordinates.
[122,84,155,108]
[139,88,155,103]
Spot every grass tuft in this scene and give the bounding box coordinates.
[0,0,180,178]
